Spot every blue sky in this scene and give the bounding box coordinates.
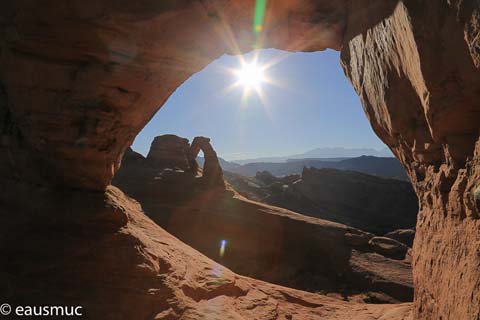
[132,49,388,160]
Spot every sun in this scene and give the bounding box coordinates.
[235,62,265,90]
[220,51,287,108]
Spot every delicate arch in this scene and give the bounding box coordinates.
[189,136,224,186]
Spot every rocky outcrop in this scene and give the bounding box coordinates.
[0,1,479,319]
[225,167,418,235]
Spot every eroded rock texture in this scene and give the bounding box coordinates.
[341,2,480,319]
[0,1,479,319]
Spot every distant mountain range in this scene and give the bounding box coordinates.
[231,147,393,164]
[198,155,409,181]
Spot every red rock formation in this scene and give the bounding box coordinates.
[0,1,479,319]
[341,2,480,319]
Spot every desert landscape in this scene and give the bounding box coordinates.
[114,136,415,303]
[0,1,479,319]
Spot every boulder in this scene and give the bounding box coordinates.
[344,231,374,247]
[146,135,193,171]
[369,237,409,260]
[384,229,416,248]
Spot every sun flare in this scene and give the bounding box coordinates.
[220,51,288,108]
[235,62,265,89]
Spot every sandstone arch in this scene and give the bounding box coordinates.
[0,1,479,319]
[189,136,224,187]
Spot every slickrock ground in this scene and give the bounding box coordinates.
[0,182,412,320]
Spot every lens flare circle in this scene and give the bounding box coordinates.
[219,239,227,257]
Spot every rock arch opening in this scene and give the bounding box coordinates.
[113,48,418,304]
[1,1,479,319]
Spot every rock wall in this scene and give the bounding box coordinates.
[340,2,480,319]
[0,1,479,319]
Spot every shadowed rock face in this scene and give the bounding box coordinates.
[341,3,480,319]
[0,1,479,319]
